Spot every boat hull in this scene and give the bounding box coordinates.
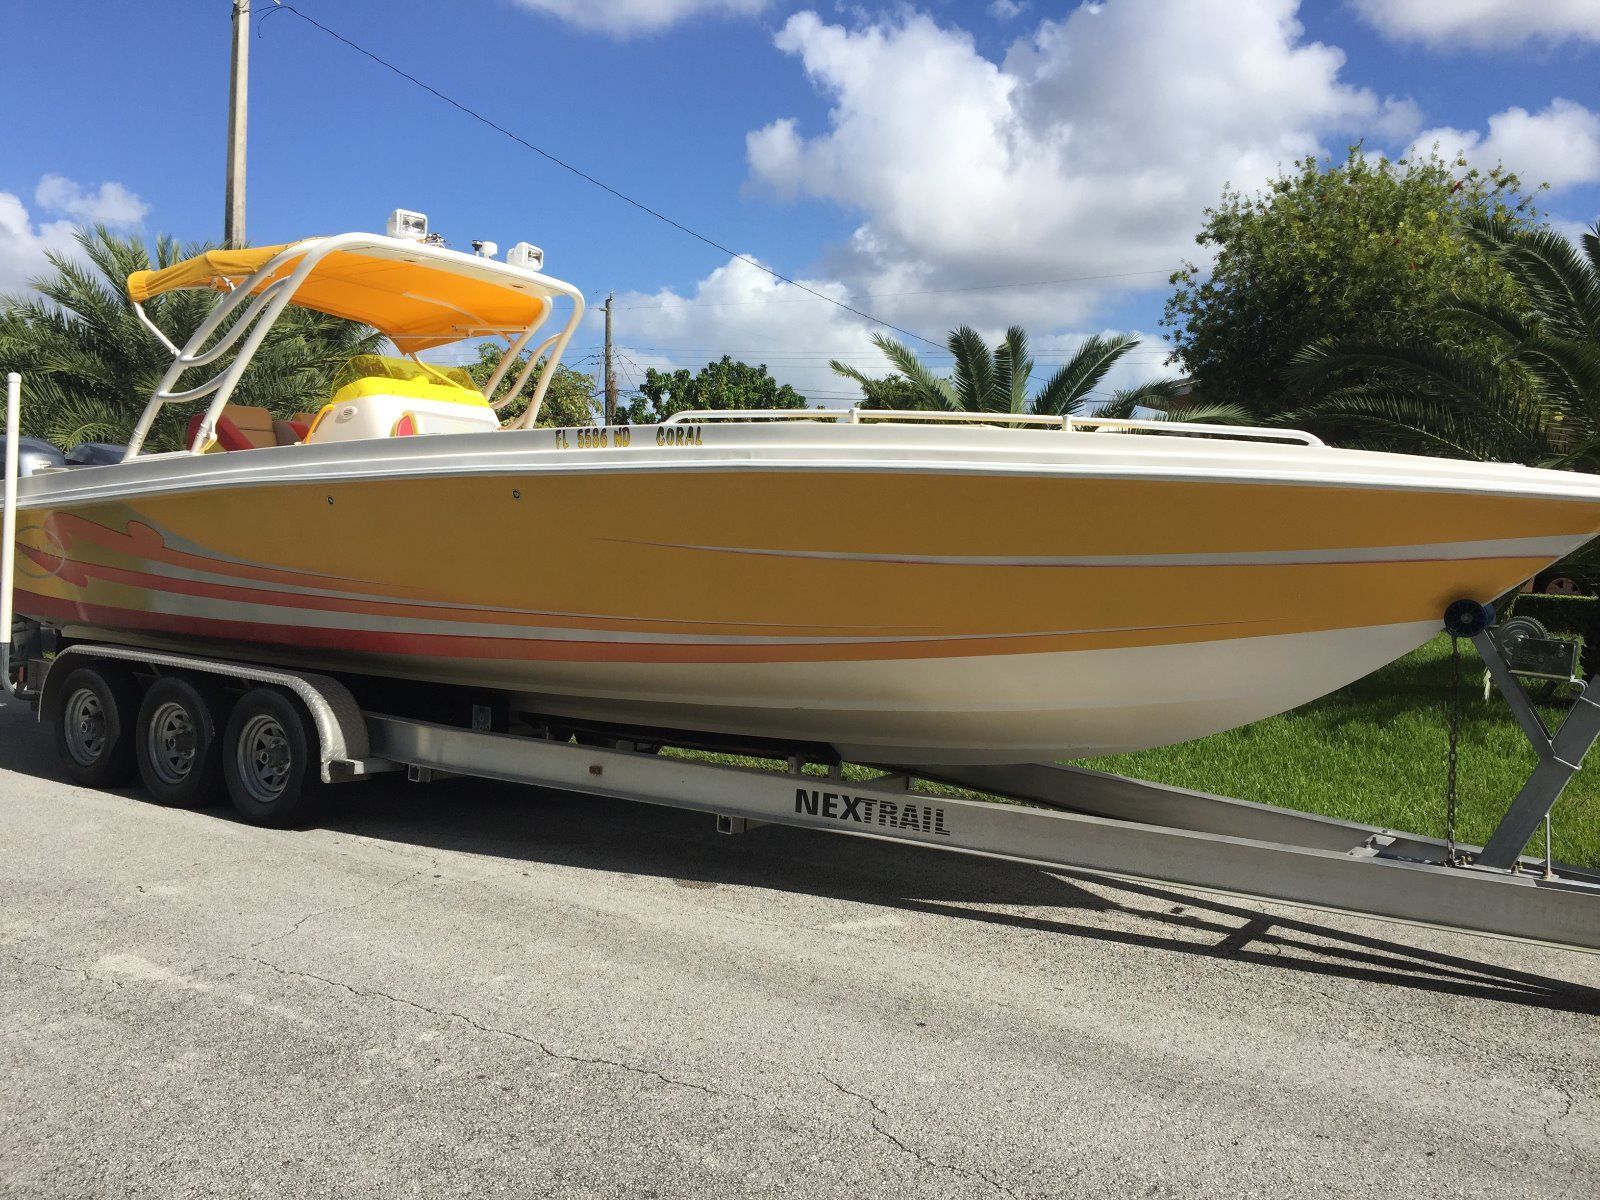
[14,424,1600,762]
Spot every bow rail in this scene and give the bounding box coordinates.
[661,407,1324,446]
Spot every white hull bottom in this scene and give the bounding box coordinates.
[511,620,1441,763]
[68,618,1441,764]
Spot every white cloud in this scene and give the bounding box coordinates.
[0,193,75,297]
[606,255,883,401]
[744,3,1391,325]
[33,175,149,226]
[508,0,765,36]
[1551,217,1598,249]
[1372,96,1424,142]
[0,176,148,298]
[989,0,1028,20]
[1351,0,1600,49]
[1409,99,1600,192]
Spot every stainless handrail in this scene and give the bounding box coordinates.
[661,407,1324,446]
[1064,414,1323,445]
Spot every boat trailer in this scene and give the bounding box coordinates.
[5,372,1600,954]
[10,619,1598,955]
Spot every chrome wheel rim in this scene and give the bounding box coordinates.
[64,687,107,767]
[146,700,197,786]
[237,713,291,804]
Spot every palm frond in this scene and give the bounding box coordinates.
[1289,337,1554,464]
[869,333,957,409]
[1107,377,1183,411]
[947,326,997,411]
[1088,392,1140,421]
[993,326,1032,414]
[829,359,881,395]
[1031,333,1139,416]
[1581,221,1600,285]
[1161,400,1255,425]
[1466,214,1600,342]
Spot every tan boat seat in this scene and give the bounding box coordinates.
[219,405,277,448]
[185,404,284,451]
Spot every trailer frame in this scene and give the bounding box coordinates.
[14,631,1600,954]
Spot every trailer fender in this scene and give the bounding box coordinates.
[39,645,375,783]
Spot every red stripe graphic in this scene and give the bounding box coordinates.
[16,593,1273,665]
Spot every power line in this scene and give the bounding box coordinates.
[616,267,1174,311]
[264,2,941,349]
[554,344,1176,362]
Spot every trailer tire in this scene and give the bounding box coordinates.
[52,664,140,789]
[222,687,327,828]
[135,675,227,808]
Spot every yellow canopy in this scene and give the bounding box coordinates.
[126,241,553,352]
[126,246,284,302]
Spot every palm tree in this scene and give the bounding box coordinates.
[1290,217,1600,468]
[0,225,379,451]
[831,325,1251,424]
[831,325,1131,415]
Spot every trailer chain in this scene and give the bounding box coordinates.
[1445,635,1462,865]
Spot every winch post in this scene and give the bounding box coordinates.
[1450,603,1600,870]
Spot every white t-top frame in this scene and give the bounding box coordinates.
[123,232,586,459]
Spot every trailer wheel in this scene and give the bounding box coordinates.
[222,687,327,828]
[134,675,227,808]
[53,665,140,788]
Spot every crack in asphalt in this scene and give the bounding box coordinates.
[1542,1068,1579,1144]
[245,857,442,955]
[0,951,128,1036]
[822,1074,1021,1200]
[0,950,126,990]
[247,956,736,1100]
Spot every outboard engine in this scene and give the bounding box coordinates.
[0,435,66,476]
[64,442,129,466]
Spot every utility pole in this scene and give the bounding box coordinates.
[603,291,617,426]
[224,0,250,249]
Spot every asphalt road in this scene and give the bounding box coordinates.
[3,693,1598,1199]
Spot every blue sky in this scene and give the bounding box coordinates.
[2,0,1598,400]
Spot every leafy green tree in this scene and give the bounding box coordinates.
[0,225,379,450]
[832,326,1249,423]
[1163,147,1540,417]
[464,342,597,428]
[851,373,926,410]
[620,356,805,424]
[1291,217,1600,467]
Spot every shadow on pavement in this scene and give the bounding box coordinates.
[322,772,1600,1015]
[5,695,1597,1015]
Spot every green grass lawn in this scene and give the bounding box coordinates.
[1075,634,1600,868]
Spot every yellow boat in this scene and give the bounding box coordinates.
[9,220,1600,764]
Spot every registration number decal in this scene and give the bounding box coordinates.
[555,427,632,450]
